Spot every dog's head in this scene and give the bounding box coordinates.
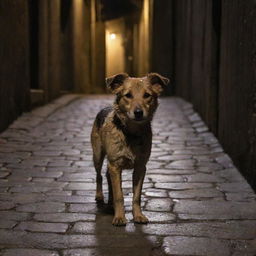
[106,73,169,123]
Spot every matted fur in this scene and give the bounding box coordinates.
[91,73,169,226]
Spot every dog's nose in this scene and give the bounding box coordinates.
[134,108,143,120]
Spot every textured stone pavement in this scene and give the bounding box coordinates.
[0,95,256,256]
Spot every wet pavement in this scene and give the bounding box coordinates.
[0,95,255,256]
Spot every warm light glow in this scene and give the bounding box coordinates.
[106,20,125,76]
[110,33,116,40]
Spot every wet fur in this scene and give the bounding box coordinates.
[91,73,169,226]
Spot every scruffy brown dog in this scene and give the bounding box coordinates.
[91,73,169,226]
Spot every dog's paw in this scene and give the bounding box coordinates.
[134,214,149,224]
[112,216,127,226]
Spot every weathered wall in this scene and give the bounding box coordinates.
[38,0,102,96]
[39,0,92,98]
[0,0,99,132]
[151,0,173,95]
[134,0,153,76]
[91,0,106,93]
[218,0,256,189]
[72,0,92,93]
[37,0,63,101]
[173,0,220,133]
[59,0,74,92]
[0,0,30,132]
[172,0,256,189]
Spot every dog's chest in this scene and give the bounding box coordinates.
[101,113,152,168]
[103,129,150,169]
[111,142,147,169]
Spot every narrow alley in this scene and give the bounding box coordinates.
[0,0,256,255]
[0,95,255,255]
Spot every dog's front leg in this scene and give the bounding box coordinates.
[108,162,127,226]
[132,164,149,224]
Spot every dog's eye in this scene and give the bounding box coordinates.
[143,93,151,98]
[124,93,133,99]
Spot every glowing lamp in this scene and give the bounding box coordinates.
[110,33,116,40]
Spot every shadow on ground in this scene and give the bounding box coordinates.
[93,203,168,256]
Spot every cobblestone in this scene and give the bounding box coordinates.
[174,200,256,220]
[2,249,59,256]
[142,221,256,239]
[168,188,223,199]
[146,198,173,212]
[0,95,255,255]
[15,221,69,233]
[16,202,65,213]
[34,213,96,222]
[163,236,231,256]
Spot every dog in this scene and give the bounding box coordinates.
[91,72,169,226]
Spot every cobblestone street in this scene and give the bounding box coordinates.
[0,95,255,256]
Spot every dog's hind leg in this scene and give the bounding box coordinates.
[94,152,105,202]
[92,132,105,203]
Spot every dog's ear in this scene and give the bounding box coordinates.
[106,73,129,94]
[147,73,170,95]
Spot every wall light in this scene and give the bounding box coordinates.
[110,33,116,40]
